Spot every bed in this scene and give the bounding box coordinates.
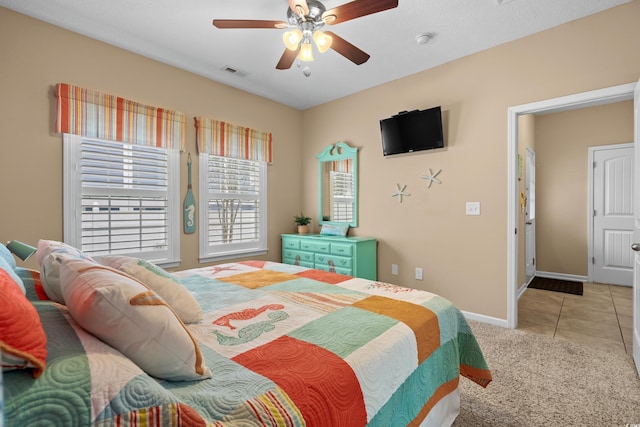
[2,240,491,426]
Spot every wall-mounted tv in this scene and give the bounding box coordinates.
[379,106,444,156]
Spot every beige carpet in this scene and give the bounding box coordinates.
[453,320,640,426]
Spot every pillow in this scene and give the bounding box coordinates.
[15,268,49,301]
[0,255,25,295]
[320,222,350,237]
[59,256,211,381]
[36,239,95,303]
[95,255,202,324]
[0,269,47,378]
[0,242,16,270]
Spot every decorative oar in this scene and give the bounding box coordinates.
[183,153,196,234]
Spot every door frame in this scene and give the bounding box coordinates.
[524,146,536,285]
[507,82,636,329]
[588,142,635,284]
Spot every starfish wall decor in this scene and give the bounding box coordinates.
[421,168,442,188]
[392,184,410,203]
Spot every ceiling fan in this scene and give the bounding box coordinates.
[212,0,399,75]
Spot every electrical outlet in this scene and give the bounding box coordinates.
[391,264,398,275]
[415,267,423,280]
[466,202,481,216]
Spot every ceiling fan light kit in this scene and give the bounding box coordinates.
[312,30,333,53]
[212,0,399,74]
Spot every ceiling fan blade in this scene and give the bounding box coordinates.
[323,0,398,25]
[324,31,370,65]
[288,0,309,17]
[276,48,300,70]
[212,19,287,29]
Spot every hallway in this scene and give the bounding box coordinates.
[518,282,633,354]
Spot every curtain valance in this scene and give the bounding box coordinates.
[55,83,186,150]
[194,117,273,164]
[332,159,353,173]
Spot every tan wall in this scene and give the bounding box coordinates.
[535,101,634,276]
[517,114,536,287]
[301,1,640,319]
[2,2,639,320]
[0,7,303,271]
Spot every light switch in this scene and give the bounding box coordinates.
[415,267,423,280]
[391,264,398,275]
[466,202,481,216]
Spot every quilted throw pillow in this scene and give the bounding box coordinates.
[0,269,47,378]
[0,255,25,295]
[96,255,203,324]
[36,239,95,303]
[60,257,211,381]
[0,242,16,270]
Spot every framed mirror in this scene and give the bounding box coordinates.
[316,142,358,228]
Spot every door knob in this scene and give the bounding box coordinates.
[632,243,640,252]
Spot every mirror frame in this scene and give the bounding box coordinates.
[316,141,358,228]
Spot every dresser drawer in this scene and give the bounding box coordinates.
[330,243,353,257]
[315,261,352,276]
[283,249,315,264]
[300,240,330,253]
[315,254,352,270]
[283,256,314,268]
[283,238,300,250]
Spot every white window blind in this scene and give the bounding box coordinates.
[330,170,354,223]
[199,154,267,261]
[64,134,179,265]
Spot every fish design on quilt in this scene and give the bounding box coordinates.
[207,265,240,275]
[368,282,415,293]
[213,304,285,330]
[214,311,289,346]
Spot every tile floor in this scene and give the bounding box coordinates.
[518,282,633,354]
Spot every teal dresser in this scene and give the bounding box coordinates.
[281,234,377,280]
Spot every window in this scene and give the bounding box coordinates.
[63,134,180,266]
[199,154,267,262]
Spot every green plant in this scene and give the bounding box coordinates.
[293,213,312,226]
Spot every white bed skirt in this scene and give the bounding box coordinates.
[420,387,460,427]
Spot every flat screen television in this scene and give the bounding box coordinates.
[379,106,444,156]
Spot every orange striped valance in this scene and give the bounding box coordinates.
[332,159,353,173]
[55,83,186,150]
[195,117,273,164]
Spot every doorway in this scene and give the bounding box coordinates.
[507,82,636,330]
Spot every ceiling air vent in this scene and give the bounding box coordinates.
[221,66,248,78]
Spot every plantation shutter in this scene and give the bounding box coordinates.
[330,170,354,222]
[64,135,179,263]
[198,154,267,260]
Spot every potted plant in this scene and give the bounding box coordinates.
[294,213,312,234]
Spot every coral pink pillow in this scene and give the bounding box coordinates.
[0,269,47,378]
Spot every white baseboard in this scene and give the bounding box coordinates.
[534,271,587,283]
[461,311,509,328]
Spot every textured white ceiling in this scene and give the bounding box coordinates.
[0,0,631,110]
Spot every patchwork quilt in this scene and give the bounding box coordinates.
[4,260,491,426]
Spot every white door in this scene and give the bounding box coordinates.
[632,78,640,374]
[593,144,634,286]
[525,148,536,283]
